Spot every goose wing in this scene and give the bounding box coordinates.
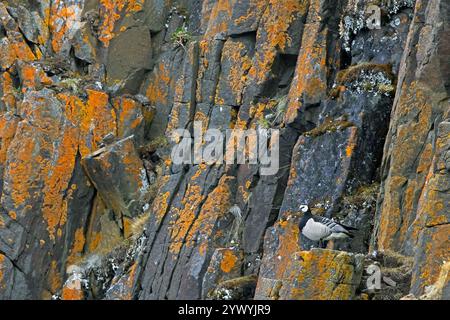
[302,218,332,241]
[313,216,353,235]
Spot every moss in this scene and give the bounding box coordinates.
[333,63,396,97]
[343,182,380,208]
[60,78,82,94]
[304,118,355,138]
[364,249,414,300]
[380,249,414,269]
[138,135,169,155]
[209,275,258,300]
[311,206,327,216]
[216,274,257,289]
[335,63,394,84]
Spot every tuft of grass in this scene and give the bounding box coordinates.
[304,118,355,138]
[130,212,150,240]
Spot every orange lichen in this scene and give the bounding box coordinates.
[220,250,238,273]
[98,0,143,46]
[61,286,84,300]
[217,41,253,106]
[48,260,62,294]
[145,62,171,105]
[274,220,301,278]
[377,82,436,251]
[98,0,125,46]
[415,226,450,292]
[122,262,138,300]
[205,0,233,37]
[9,31,37,62]
[6,130,38,212]
[88,232,102,253]
[166,103,182,134]
[152,188,171,224]
[248,0,308,85]
[1,72,16,110]
[345,142,355,158]
[281,250,359,300]
[169,181,204,254]
[0,114,18,166]
[0,254,5,284]
[378,178,408,246]
[8,211,16,220]
[41,125,79,241]
[285,20,328,123]
[186,176,235,256]
[79,89,117,156]
[114,96,144,138]
[233,0,268,27]
[49,0,83,53]
[67,228,86,265]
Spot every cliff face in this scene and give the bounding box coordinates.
[0,0,448,300]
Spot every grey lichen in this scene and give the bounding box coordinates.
[347,70,395,96]
[340,0,416,52]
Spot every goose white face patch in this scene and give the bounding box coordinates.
[300,205,309,213]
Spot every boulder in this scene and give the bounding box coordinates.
[202,247,244,298]
[82,136,150,238]
[106,26,152,94]
[255,247,364,300]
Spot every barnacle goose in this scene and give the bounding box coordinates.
[298,205,357,246]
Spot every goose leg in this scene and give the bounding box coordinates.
[326,240,335,250]
[320,240,328,249]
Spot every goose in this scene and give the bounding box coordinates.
[298,205,357,247]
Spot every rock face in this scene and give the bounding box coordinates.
[0,0,448,301]
[373,0,450,297]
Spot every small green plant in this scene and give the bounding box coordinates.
[11,86,22,97]
[60,78,81,94]
[257,117,270,129]
[139,135,169,156]
[171,27,192,50]
[272,95,288,125]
